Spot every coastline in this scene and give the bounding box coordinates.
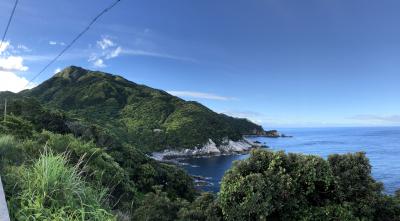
[150,137,265,161]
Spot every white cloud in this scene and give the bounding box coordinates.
[122,49,196,62]
[105,46,122,59]
[167,90,235,101]
[93,59,106,68]
[49,41,66,46]
[0,56,29,71]
[0,41,10,55]
[54,68,61,74]
[97,37,115,50]
[0,41,33,92]
[17,44,31,52]
[0,71,35,92]
[89,36,196,67]
[89,37,120,67]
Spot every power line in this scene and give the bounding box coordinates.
[0,0,19,53]
[24,0,122,88]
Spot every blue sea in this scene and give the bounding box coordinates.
[180,127,400,194]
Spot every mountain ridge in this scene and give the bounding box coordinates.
[18,66,271,152]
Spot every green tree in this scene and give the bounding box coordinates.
[177,192,223,221]
[132,186,185,221]
[219,149,400,221]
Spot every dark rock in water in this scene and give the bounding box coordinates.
[195,180,214,187]
[254,141,262,144]
[192,175,210,180]
[192,175,213,187]
[281,134,293,138]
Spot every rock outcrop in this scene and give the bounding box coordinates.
[151,138,262,160]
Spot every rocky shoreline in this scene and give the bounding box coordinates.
[150,138,265,161]
[245,130,293,138]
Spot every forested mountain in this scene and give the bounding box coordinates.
[20,66,265,152]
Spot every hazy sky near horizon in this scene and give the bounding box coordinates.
[1,0,400,128]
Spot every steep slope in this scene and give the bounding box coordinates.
[21,66,266,152]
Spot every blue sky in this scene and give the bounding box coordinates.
[1,0,400,128]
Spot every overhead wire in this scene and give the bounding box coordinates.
[0,0,19,54]
[24,0,122,88]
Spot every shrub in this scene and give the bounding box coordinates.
[177,192,223,221]
[0,135,27,171]
[219,149,400,221]
[7,150,116,220]
[0,115,33,139]
[132,186,186,221]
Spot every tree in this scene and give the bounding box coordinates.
[219,149,400,221]
[177,192,223,221]
[132,186,185,221]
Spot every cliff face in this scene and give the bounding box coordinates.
[21,66,268,152]
[151,138,263,160]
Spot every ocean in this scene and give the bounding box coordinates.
[180,127,400,194]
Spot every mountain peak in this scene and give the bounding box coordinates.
[54,66,91,81]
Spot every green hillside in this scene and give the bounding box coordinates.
[21,66,265,152]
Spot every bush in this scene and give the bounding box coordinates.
[0,135,27,171]
[7,150,116,220]
[0,115,33,139]
[177,192,223,221]
[132,186,186,221]
[219,149,400,221]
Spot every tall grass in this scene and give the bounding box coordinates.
[8,150,116,220]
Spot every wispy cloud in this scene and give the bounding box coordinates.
[88,36,121,68]
[167,90,236,101]
[49,41,65,46]
[88,35,197,68]
[97,37,115,50]
[0,41,10,55]
[121,49,197,62]
[17,44,31,52]
[105,46,122,59]
[350,114,400,123]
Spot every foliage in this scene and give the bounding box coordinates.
[219,149,400,221]
[0,115,33,139]
[132,186,186,221]
[177,192,223,221]
[0,130,196,218]
[6,150,116,220]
